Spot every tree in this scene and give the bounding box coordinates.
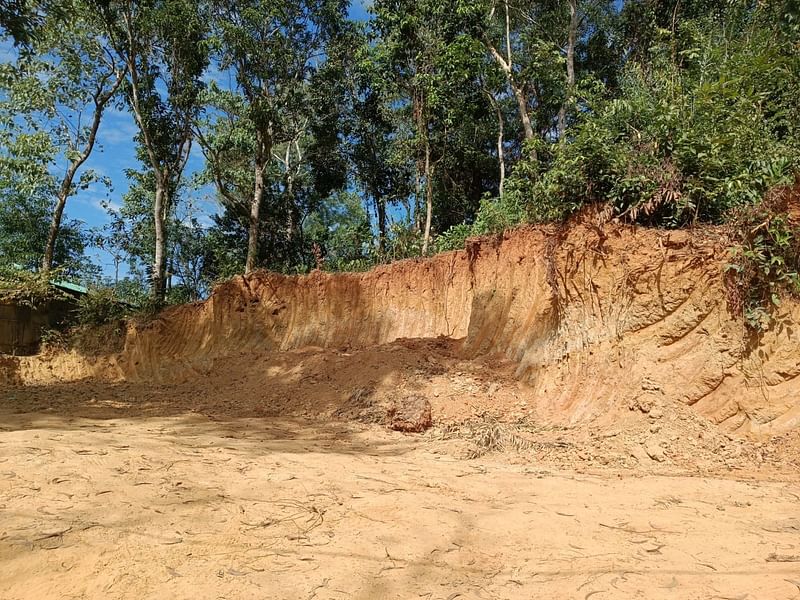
[39,10,125,271]
[346,33,412,255]
[303,191,373,271]
[0,190,92,276]
[0,4,124,273]
[0,0,65,46]
[371,0,450,254]
[98,168,214,301]
[482,0,536,147]
[95,0,209,301]
[371,0,499,254]
[198,0,349,274]
[557,0,578,139]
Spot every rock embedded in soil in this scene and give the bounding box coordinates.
[387,395,432,433]
[644,438,666,462]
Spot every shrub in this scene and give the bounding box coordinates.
[434,223,472,252]
[725,189,800,331]
[384,222,424,261]
[75,287,130,326]
[0,266,70,308]
[508,19,800,227]
[471,193,527,236]
[39,328,69,353]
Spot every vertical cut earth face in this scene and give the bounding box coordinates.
[7,223,800,434]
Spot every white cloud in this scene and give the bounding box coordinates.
[202,62,231,87]
[99,109,139,146]
[74,191,121,215]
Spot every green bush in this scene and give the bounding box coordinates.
[75,287,130,326]
[0,266,70,308]
[384,222,424,261]
[509,19,800,227]
[471,193,527,236]
[725,192,800,331]
[433,223,472,252]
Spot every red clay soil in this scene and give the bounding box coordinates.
[6,221,800,434]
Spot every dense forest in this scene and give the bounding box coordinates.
[0,0,798,317]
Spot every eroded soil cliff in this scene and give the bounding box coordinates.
[4,222,800,435]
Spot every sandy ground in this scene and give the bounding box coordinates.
[2,404,800,600]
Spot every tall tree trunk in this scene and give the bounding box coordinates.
[414,168,423,232]
[485,89,505,197]
[496,111,505,197]
[412,89,425,233]
[152,180,168,301]
[557,0,578,140]
[43,187,70,274]
[485,0,537,162]
[42,71,123,272]
[511,83,535,143]
[485,49,534,143]
[375,195,387,255]
[246,161,265,274]
[421,139,433,256]
[126,54,172,302]
[285,172,296,244]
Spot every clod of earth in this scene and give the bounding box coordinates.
[387,395,432,433]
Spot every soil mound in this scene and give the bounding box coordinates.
[5,222,800,435]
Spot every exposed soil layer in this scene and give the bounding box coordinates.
[6,223,800,434]
[3,337,799,477]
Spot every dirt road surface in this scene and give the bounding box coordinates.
[2,407,800,600]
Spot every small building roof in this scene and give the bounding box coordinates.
[50,279,88,295]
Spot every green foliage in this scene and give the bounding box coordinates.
[0,0,69,46]
[196,0,352,274]
[0,191,92,275]
[75,287,129,326]
[433,223,472,253]
[510,15,800,227]
[0,3,122,272]
[2,0,800,320]
[471,193,527,236]
[0,265,70,308]
[725,194,800,331]
[305,192,375,272]
[384,222,424,262]
[110,278,150,307]
[431,191,528,254]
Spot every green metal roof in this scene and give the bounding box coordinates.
[50,279,88,295]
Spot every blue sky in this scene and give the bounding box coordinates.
[42,0,372,277]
